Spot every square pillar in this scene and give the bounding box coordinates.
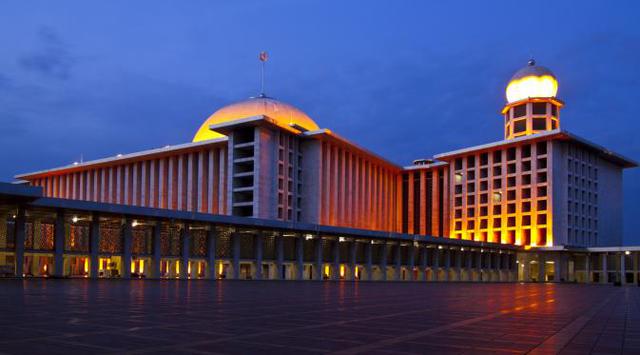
[620,253,626,285]
[433,248,441,281]
[380,242,388,281]
[633,253,638,285]
[152,222,162,279]
[89,214,100,279]
[475,251,483,282]
[122,218,132,280]
[232,233,241,280]
[332,239,340,281]
[296,235,304,280]
[180,226,191,279]
[538,253,546,282]
[254,233,263,280]
[314,236,323,280]
[53,211,65,278]
[584,254,591,284]
[393,243,401,281]
[207,227,217,279]
[553,254,561,283]
[407,245,415,281]
[601,253,608,284]
[14,209,25,277]
[348,241,357,281]
[365,242,373,281]
[420,247,428,281]
[275,235,284,280]
[443,248,451,281]
[465,251,472,281]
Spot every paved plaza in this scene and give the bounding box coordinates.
[0,280,638,354]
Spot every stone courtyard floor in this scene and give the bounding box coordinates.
[0,280,638,354]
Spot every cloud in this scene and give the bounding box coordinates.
[18,27,76,80]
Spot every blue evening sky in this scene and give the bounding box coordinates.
[1,1,639,243]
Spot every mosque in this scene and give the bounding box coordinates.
[0,59,637,284]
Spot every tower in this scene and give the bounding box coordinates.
[502,59,563,140]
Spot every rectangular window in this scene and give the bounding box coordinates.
[532,102,547,115]
[514,119,526,133]
[513,104,527,118]
[533,117,546,130]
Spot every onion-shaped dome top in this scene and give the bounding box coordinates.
[193,96,319,142]
[506,59,558,103]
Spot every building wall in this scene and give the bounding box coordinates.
[552,141,622,247]
[401,165,450,237]
[448,139,552,246]
[30,143,228,215]
[310,139,402,232]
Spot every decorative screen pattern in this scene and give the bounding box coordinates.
[99,223,123,254]
[66,224,90,252]
[132,226,153,255]
[24,222,55,250]
[160,224,181,256]
[190,229,208,257]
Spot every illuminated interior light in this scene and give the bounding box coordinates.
[506,75,558,103]
[339,265,345,278]
[71,216,79,223]
[132,220,139,227]
[625,251,631,255]
[131,261,135,273]
[218,262,224,276]
[176,262,180,275]
[339,237,346,243]
[324,265,330,277]
[84,258,89,273]
[454,173,463,184]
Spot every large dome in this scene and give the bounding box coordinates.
[193,96,319,142]
[506,59,558,103]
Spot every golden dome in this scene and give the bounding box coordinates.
[506,59,558,103]
[193,96,319,142]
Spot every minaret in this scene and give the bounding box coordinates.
[501,59,563,140]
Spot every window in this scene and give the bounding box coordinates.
[493,150,502,163]
[493,179,502,189]
[533,117,546,130]
[493,205,501,214]
[480,153,489,166]
[532,102,547,115]
[455,159,463,170]
[467,156,475,167]
[507,148,517,161]
[537,186,547,197]
[537,214,547,224]
[537,200,547,211]
[522,215,531,226]
[522,174,531,185]
[522,201,531,212]
[536,142,547,155]
[514,119,526,133]
[513,104,527,118]
[493,218,501,228]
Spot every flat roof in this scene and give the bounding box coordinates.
[15,138,228,180]
[434,129,638,168]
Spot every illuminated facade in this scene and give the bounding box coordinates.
[1,60,638,283]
